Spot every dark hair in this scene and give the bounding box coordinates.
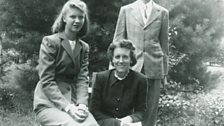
[107,39,137,67]
[51,0,89,38]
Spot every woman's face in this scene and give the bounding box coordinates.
[112,47,131,74]
[64,7,85,34]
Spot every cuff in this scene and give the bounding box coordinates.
[64,104,74,112]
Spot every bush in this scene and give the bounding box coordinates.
[0,88,15,110]
[158,81,224,126]
[10,63,39,93]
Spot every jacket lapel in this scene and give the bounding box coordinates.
[144,2,160,29]
[108,70,118,87]
[61,39,76,64]
[58,32,76,64]
[73,40,82,59]
[130,1,144,27]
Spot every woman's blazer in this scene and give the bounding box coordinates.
[33,32,89,111]
[113,0,169,79]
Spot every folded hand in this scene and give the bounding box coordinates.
[118,116,133,123]
[68,104,88,122]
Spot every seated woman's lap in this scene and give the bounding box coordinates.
[36,107,99,126]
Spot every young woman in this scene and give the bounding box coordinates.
[90,40,148,126]
[33,0,98,125]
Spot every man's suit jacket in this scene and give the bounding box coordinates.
[33,32,89,112]
[113,0,169,79]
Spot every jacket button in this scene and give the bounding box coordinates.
[117,98,120,102]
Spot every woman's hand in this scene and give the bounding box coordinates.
[120,121,131,126]
[118,116,133,126]
[68,104,88,122]
[76,104,89,119]
[118,116,133,123]
[78,104,89,113]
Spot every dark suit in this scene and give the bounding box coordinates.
[33,32,98,126]
[113,0,169,125]
[90,69,148,126]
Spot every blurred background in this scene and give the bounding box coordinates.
[0,0,224,125]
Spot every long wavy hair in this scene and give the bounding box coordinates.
[51,0,89,38]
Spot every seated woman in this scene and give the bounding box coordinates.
[90,39,148,126]
[33,0,98,125]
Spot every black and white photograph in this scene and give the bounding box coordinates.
[0,0,224,126]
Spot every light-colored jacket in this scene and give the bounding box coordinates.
[33,32,89,111]
[113,0,169,79]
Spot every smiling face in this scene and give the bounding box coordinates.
[63,7,85,34]
[112,47,131,75]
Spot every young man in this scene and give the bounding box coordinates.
[113,0,169,125]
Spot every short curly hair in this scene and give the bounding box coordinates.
[107,39,137,67]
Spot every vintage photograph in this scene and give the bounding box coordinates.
[0,0,224,126]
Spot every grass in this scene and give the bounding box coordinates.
[0,87,37,126]
[0,108,36,126]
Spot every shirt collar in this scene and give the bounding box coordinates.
[109,69,130,87]
[68,39,76,43]
[146,0,153,8]
[114,70,129,81]
[138,0,153,8]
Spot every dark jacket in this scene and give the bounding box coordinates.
[90,69,148,122]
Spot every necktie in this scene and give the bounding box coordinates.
[144,5,148,19]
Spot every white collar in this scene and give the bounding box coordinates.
[146,0,153,7]
[68,40,76,50]
[68,39,76,43]
[138,0,153,8]
[114,70,129,80]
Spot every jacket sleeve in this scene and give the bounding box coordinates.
[129,77,148,122]
[75,43,89,106]
[90,73,111,121]
[159,9,169,75]
[38,36,70,110]
[113,6,127,42]
[109,6,127,69]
